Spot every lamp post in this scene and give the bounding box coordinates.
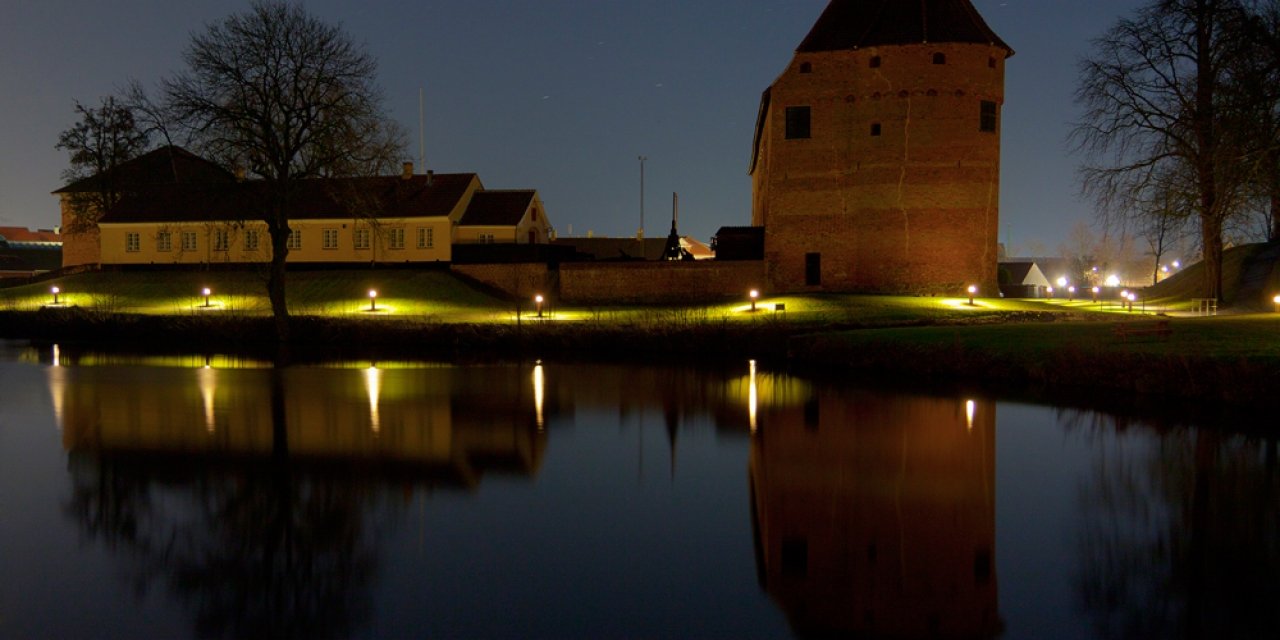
[1068,285,1076,302]
[1273,294,1279,313]
[967,285,977,306]
[202,287,212,308]
[1092,286,1100,303]
[368,289,378,312]
[51,286,60,305]
[1046,286,1054,298]
[535,294,545,318]
[749,289,759,312]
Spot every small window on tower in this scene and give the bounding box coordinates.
[799,62,812,73]
[785,106,811,139]
[870,123,882,137]
[980,100,998,132]
[869,56,881,68]
[989,57,997,69]
[933,52,947,65]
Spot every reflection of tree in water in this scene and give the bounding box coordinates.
[65,369,383,639]
[1071,411,1280,639]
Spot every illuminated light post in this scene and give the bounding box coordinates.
[50,286,60,305]
[749,289,759,312]
[535,294,545,318]
[967,285,977,306]
[965,399,976,431]
[202,287,212,307]
[1046,286,1054,298]
[1273,294,1279,313]
[1092,286,1100,303]
[368,289,378,312]
[1068,285,1076,302]
[1173,260,1181,269]
[1056,276,1068,289]
[1127,292,1137,312]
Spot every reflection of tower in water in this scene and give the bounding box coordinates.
[750,389,1001,638]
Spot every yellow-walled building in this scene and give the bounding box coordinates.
[56,147,552,268]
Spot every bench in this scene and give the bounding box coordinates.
[1113,319,1172,342]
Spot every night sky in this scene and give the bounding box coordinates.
[0,0,1143,250]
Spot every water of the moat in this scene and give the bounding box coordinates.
[0,340,1277,639]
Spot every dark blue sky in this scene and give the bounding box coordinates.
[0,0,1143,250]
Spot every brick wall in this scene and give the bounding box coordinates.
[559,261,766,304]
[752,43,1005,294]
[451,261,767,305]
[451,263,555,299]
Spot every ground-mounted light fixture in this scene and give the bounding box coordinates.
[535,294,545,318]
[1092,286,1100,303]
[1273,294,1279,313]
[368,289,378,312]
[1046,286,1055,298]
[1068,285,1076,302]
[50,286,60,305]
[1127,292,1137,312]
[967,285,977,306]
[749,289,759,312]
[202,287,212,308]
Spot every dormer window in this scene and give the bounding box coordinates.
[799,62,812,73]
[933,52,946,65]
[870,56,881,68]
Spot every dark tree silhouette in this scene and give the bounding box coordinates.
[54,96,152,233]
[163,1,405,341]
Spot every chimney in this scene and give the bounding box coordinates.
[402,162,413,180]
[426,169,434,187]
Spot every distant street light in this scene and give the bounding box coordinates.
[1056,276,1068,288]
[535,294,545,318]
[1047,286,1055,298]
[368,289,378,311]
[50,286,60,305]
[749,289,759,312]
[1273,294,1279,313]
[968,285,977,306]
[1068,285,1076,302]
[1092,286,1100,303]
[202,287,212,307]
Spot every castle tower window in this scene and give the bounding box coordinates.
[989,57,997,68]
[785,106,811,139]
[799,62,812,73]
[869,56,881,68]
[980,100,998,132]
[870,123,882,136]
[933,52,947,65]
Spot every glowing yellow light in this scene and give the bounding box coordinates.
[368,289,378,312]
[748,359,758,434]
[365,365,382,433]
[967,285,977,305]
[1106,275,1121,287]
[749,289,759,311]
[1056,276,1068,288]
[533,362,545,430]
[535,294,545,317]
[965,399,976,430]
[1173,260,1181,268]
[50,286,60,305]
[198,366,217,433]
[1046,286,1054,295]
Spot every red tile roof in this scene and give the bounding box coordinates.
[458,190,535,227]
[98,173,479,224]
[797,0,1012,55]
[0,226,61,243]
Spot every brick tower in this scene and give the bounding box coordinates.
[750,0,1012,293]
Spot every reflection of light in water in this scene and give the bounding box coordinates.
[365,365,382,433]
[198,366,217,433]
[966,399,976,431]
[749,359,758,434]
[47,345,66,431]
[533,361,545,431]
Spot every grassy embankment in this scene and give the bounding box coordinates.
[0,268,1082,358]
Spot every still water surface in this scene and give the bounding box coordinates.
[0,341,1276,639]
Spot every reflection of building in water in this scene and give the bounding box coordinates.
[750,389,1000,638]
[53,363,546,486]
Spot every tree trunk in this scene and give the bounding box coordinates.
[267,217,291,342]
[1200,214,1225,300]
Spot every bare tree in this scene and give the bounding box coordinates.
[1073,0,1252,301]
[163,1,405,340]
[54,96,152,232]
